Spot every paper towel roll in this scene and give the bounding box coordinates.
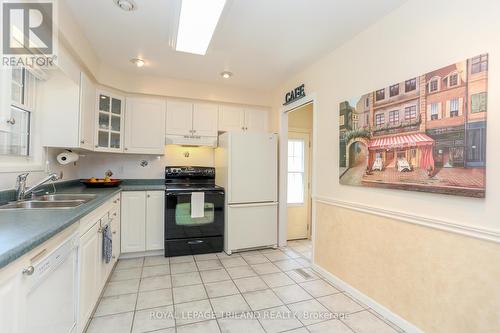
[57,151,79,165]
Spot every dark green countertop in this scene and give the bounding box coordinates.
[0,179,165,269]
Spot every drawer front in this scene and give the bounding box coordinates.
[165,236,223,257]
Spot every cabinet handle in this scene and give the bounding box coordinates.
[112,231,116,235]
[6,117,16,125]
[22,266,35,275]
[113,212,117,216]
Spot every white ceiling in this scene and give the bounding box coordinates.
[65,0,407,90]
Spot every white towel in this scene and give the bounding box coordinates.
[191,192,205,218]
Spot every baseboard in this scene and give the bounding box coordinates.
[312,263,425,333]
[119,249,164,259]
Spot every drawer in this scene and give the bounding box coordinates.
[165,236,223,257]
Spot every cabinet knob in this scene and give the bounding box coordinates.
[6,117,16,125]
[113,212,117,216]
[22,266,34,275]
[112,231,116,234]
[241,127,245,130]
[95,145,99,148]
[112,255,116,259]
[124,147,128,151]
[147,194,151,198]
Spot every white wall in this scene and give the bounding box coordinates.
[77,145,214,179]
[0,148,79,190]
[274,0,500,232]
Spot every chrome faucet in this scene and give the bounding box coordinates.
[16,172,60,200]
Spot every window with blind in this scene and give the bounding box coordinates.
[287,139,305,205]
[450,98,459,117]
[1,68,37,157]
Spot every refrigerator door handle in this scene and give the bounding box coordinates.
[229,202,278,208]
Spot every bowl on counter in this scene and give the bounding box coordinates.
[80,178,122,188]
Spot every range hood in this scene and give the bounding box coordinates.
[165,135,218,147]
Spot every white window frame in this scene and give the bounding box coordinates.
[287,139,306,206]
[0,67,43,172]
[428,77,440,93]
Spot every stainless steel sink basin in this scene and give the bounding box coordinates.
[0,201,85,209]
[0,194,97,210]
[34,194,97,202]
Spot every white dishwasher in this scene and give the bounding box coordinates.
[21,233,79,333]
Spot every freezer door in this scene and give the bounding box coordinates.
[229,133,278,203]
[226,202,278,252]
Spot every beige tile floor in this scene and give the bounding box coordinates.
[86,239,405,333]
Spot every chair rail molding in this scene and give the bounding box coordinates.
[314,195,500,244]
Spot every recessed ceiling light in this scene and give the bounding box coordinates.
[176,0,226,55]
[114,0,136,11]
[130,58,145,67]
[220,71,232,79]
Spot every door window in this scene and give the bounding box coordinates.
[287,139,305,205]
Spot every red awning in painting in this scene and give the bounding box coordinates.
[368,133,434,150]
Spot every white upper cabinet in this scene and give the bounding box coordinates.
[192,102,218,136]
[39,69,96,149]
[124,97,166,154]
[245,107,269,132]
[218,105,246,132]
[218,105,269,132]
[166,100,193,136]
[94,90,125,152]
[79,73,95,150]
[166,99,218,137]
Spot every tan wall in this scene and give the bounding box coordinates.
[273,0,500,331]
[315,202,500,333]
[288,103,313,131]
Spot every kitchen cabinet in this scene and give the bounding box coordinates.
[218,105,269,132]
[166,100,218,137]
[79,73,96,150]
[78,222,99,331]
[39,70,96,149]
[94,90,125,152]
[145,191,165,251]
[124,97,166,154]
[121,191,165,253]
[0,260,23,333]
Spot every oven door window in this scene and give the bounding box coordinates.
[175,202,215,226]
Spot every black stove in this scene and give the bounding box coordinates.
[164,166,224,257]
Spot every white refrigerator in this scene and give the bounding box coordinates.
[215,132,278,254]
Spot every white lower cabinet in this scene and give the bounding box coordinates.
[78,223,99,331]
[77,195,121,333]
[121,191,165,253]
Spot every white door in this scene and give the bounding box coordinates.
[226,203,278,252]
[78,223,99,331]
[218,105,245,132]
[193,102,218,136]
[79,72,95,150]
[286,132,311,240]
[229,133,278,204]
[166,100,193,135]
[94,90,124,152]
[0,262,23,333]
[245,108,269,132]
[145,191,165,251]
[121,192,146,253]
[125,97,166,154]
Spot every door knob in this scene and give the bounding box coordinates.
[22,266,35,275]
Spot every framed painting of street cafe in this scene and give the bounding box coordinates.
[339,54,487,198]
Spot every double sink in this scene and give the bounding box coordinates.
[0,194,97,210]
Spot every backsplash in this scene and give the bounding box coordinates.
[77,145,215,179]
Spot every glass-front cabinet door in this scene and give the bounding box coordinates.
[95,90,124,152]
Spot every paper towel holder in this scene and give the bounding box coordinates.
[57,149,86,166]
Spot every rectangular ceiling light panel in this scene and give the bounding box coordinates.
[176,0,226,55]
